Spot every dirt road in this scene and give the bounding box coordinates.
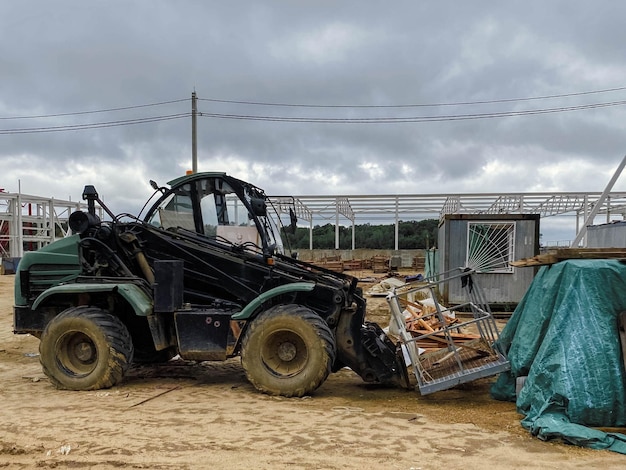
[0,274,624,469]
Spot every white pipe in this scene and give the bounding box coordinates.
[572,154,626,247]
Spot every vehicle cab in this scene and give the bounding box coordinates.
[144,172,286,256]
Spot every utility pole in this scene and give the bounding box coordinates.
[191,91,198,173]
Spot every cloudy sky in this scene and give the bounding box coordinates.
[2,1,626,241]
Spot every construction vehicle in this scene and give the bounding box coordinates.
[13,172,407,397]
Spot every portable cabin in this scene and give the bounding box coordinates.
[438,213,540,307]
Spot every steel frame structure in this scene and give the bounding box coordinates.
[3,189,625,258]
[271,191,626,250]
[0,191,89,258]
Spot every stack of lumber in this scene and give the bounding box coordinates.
[343,259,363,271]
[401,299,480,351]
[320,260,343,272]
[314,255,342,272]
[412,256,425,271]
[511,247,626,267]
[371,255,389,273]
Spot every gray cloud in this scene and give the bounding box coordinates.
[2,1,626,241]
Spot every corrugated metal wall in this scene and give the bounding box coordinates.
[587,222,626,248]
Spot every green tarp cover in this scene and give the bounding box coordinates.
[491,259,626,453]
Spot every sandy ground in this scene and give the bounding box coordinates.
[1,273,625,469]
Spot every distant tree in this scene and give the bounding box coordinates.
[285,219,439,250]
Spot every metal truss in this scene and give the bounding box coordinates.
[284,191,626,221]
[270,191,626,250]
[4,188,625,257]
[269,196,313,223]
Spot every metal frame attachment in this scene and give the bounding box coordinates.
[387,268,510,395]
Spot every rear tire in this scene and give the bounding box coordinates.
[241,304,336,397]
[39,306,133,390]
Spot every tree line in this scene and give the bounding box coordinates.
[283,219,439,250]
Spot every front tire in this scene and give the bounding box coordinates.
[241,304,336,397]
[39,306,133,390]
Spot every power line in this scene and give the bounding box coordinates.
[0,98,189,120]
[198,85,626,109]
[198,99,626,124]
[0,113,190,135]
[2,85,626,133]
[5,99,617,134]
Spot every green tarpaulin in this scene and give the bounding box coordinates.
[491,259,626,453]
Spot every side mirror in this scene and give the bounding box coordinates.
[149,180,166,194]
[250,197,267,217]
[288,208,298,235]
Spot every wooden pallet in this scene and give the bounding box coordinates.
[343,260,363,271]
[371,256,389,273]
[320,261,343,272]
[412,256,425,270]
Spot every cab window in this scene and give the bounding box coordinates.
[147,184,195,231]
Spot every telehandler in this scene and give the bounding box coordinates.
[13,172,407,397]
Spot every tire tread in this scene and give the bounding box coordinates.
[39,306,133,390]
[241,304,336,397]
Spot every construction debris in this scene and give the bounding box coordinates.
[386,268,510,395]
[387,293,476,352]
[365,276,406,296]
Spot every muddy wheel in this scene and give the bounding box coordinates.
[39,306,133,390]
[241,304,336,397]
